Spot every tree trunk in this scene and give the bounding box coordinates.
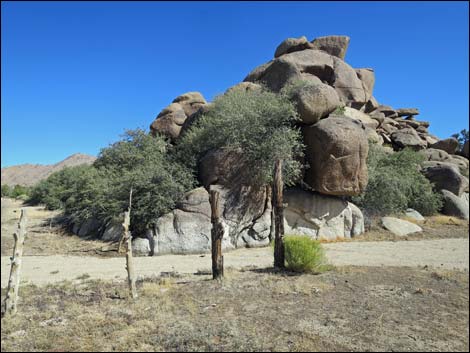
[2,209,27,316]
[209,189,224,279]
[273,159,285,269]
[123,189,137,299]
[267,185,275,242]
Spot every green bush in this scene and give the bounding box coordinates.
[352,144,442,216]
[283,235,329,273]
[29,129,196,235]
[1,184,12,197]
[3,184,31,199]
[176,87,304,187]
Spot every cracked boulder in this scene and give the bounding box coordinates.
[153,186,272,254]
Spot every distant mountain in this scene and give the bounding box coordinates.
[1,153,97,187]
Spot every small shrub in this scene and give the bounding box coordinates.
[283,235,329,274]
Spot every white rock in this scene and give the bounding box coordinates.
[132,237,151,256]
[404,208,425,221]
[381,217,422,236]
[283,187,365,241]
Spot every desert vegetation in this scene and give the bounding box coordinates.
[1,184,31,200]
[352,144,443,216]
[28,87,305,238]
[28,130,195,235]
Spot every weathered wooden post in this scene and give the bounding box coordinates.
[273,159,285,269]
[122,189,138,299]
[209,189,224,279]
[2,209,27,316]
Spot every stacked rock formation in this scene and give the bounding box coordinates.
[74,35,468,254]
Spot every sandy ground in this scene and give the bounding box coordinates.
[1,197,469,286]
[2,238,469,286]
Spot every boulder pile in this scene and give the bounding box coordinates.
[75,35,468,254]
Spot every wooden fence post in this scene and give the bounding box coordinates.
[273,159,285,269]
[2,209,27,316]
[209,189,224,279]
[122,189,137,299]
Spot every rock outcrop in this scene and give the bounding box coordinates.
[69,34,468,255]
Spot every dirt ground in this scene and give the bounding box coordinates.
[2,197,469,259]
[1,198,469,351]
[1,266,468,352]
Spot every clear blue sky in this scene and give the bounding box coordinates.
[1,1,469,167]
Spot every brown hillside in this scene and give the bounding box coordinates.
[1,153,96,187]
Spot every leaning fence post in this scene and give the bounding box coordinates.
[273,159,285,269]
[122,189,137,299]
[209,189,224,279]
[2,208,28,317]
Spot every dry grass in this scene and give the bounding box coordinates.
[1,266,468,352]
[424,215,468,226]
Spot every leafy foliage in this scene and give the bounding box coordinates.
[451,129,469,149]
[1,184,31,199]
[352,144,442,216]
[283,235,329,273]
[1,184,12,197]
[176,87,304,186]
[29,130,195,235]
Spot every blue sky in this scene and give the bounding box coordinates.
[1,1,469,167]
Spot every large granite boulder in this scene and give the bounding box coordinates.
[291,82,341,124]
[153,186,272,254]
[430,138,460,154]
[420,148,469,175]
[132,238,151,256]
[244,48,367,104]
[355,68,375,102]
[440,190,469,220]
[421,162,469,196]
[150,92,207,140]
[310,35,350,60]
[391,128,427,150]
[274,36,313,58]
[302,117,369,196]
[101,219,124,242]
[284,187,364,240]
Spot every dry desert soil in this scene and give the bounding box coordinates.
[1,198,469,352]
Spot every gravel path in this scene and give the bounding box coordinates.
[2,238,468,286]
